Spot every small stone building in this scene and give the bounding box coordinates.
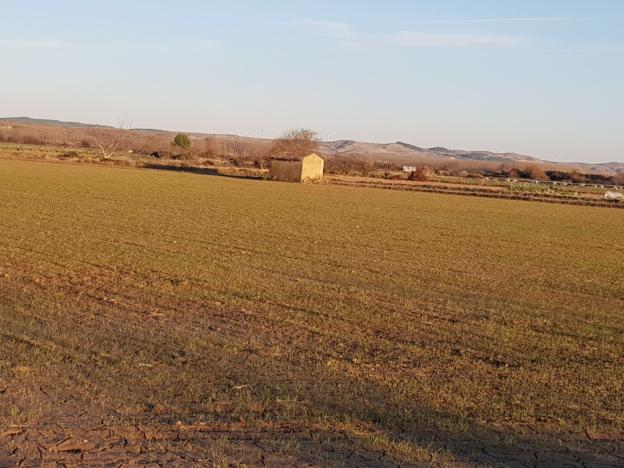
[269,153,324,183]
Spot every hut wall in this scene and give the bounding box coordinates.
[270,160,303,182]
[301,155,324,182]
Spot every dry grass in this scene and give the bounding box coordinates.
[0,159,623,465]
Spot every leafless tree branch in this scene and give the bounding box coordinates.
[90,119,132,159]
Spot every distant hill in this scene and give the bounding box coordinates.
[0,117,113,129]
[318,140,540,163]
[1,116,622,175]
[317,140,623,175]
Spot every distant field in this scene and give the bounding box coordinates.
[2,142,621,211]
[1,159,623,466]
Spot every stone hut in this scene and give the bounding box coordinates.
[269,153,324,183]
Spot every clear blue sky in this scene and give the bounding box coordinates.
[2,0,623,163]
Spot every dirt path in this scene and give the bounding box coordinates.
[1,386,308,467]
[3,390,622,467]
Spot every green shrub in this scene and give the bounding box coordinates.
[173,133,191,148]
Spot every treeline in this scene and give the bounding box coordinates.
[1,123,621,185]
[0,123,272,163]
[463,165,624,185]
[0,124,313,169]
[324,156,624,185]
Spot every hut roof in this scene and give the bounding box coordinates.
[270,153,320,162]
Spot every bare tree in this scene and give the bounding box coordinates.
[525,165,548,181]
[408,166,433,181]
[270,128,319,158]
[89,119,132,159]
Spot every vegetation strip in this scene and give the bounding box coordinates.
[330,179,624,209]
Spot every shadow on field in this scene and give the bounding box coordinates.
[142,162,263,180]
[293,375,622,466]
[1,282,621,467]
